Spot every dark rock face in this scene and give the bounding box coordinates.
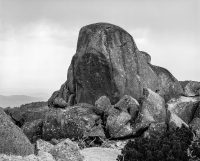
[0,108,34,156]
[48,23,183,107]
[42,104,101,141]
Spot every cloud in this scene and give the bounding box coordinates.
[0,21,77,96]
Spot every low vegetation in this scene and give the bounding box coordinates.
[117,126,200,161]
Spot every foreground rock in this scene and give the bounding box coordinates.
[48,23,183,108]
[167,96,200,124]
[0,152,55,161]
[180,81,200,96]
[36,139,54,153]
[0,108,34,156]
[49,138,83,161]
[42,104,101,140]
[80,147,121,161]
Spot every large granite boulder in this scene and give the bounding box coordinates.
[0,108,34,156]
[48,23,183,107]
[42,104,101,141]
[167,96,200,124]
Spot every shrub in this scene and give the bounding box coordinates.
[117,126,197,161]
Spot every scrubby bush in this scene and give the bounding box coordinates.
[4,101,48,127]
[117,126,200,161]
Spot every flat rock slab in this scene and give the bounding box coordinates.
[80,147,121,161]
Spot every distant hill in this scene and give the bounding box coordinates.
[0,95,46,108]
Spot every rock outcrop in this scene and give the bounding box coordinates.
[48,23,183,108]
[0,108,34,156]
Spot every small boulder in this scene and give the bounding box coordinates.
[141,88,166,122]
[36,139,54,153]
[180,81,200,97]
[84,124,106,138]
[80,147,120,161]
[106,109,132,138]
[0,152,55,161]
[94,96,112,115]
[131,88,166,135]
[114,95,139,119]
[53,97,68,108]
[37,151,55,161]
[49,138,83,161]
[0,108,34,156]
[167,96,200,124]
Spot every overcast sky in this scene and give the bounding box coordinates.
[0,0,199,99]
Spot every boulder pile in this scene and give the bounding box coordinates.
[46,23,200,139]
